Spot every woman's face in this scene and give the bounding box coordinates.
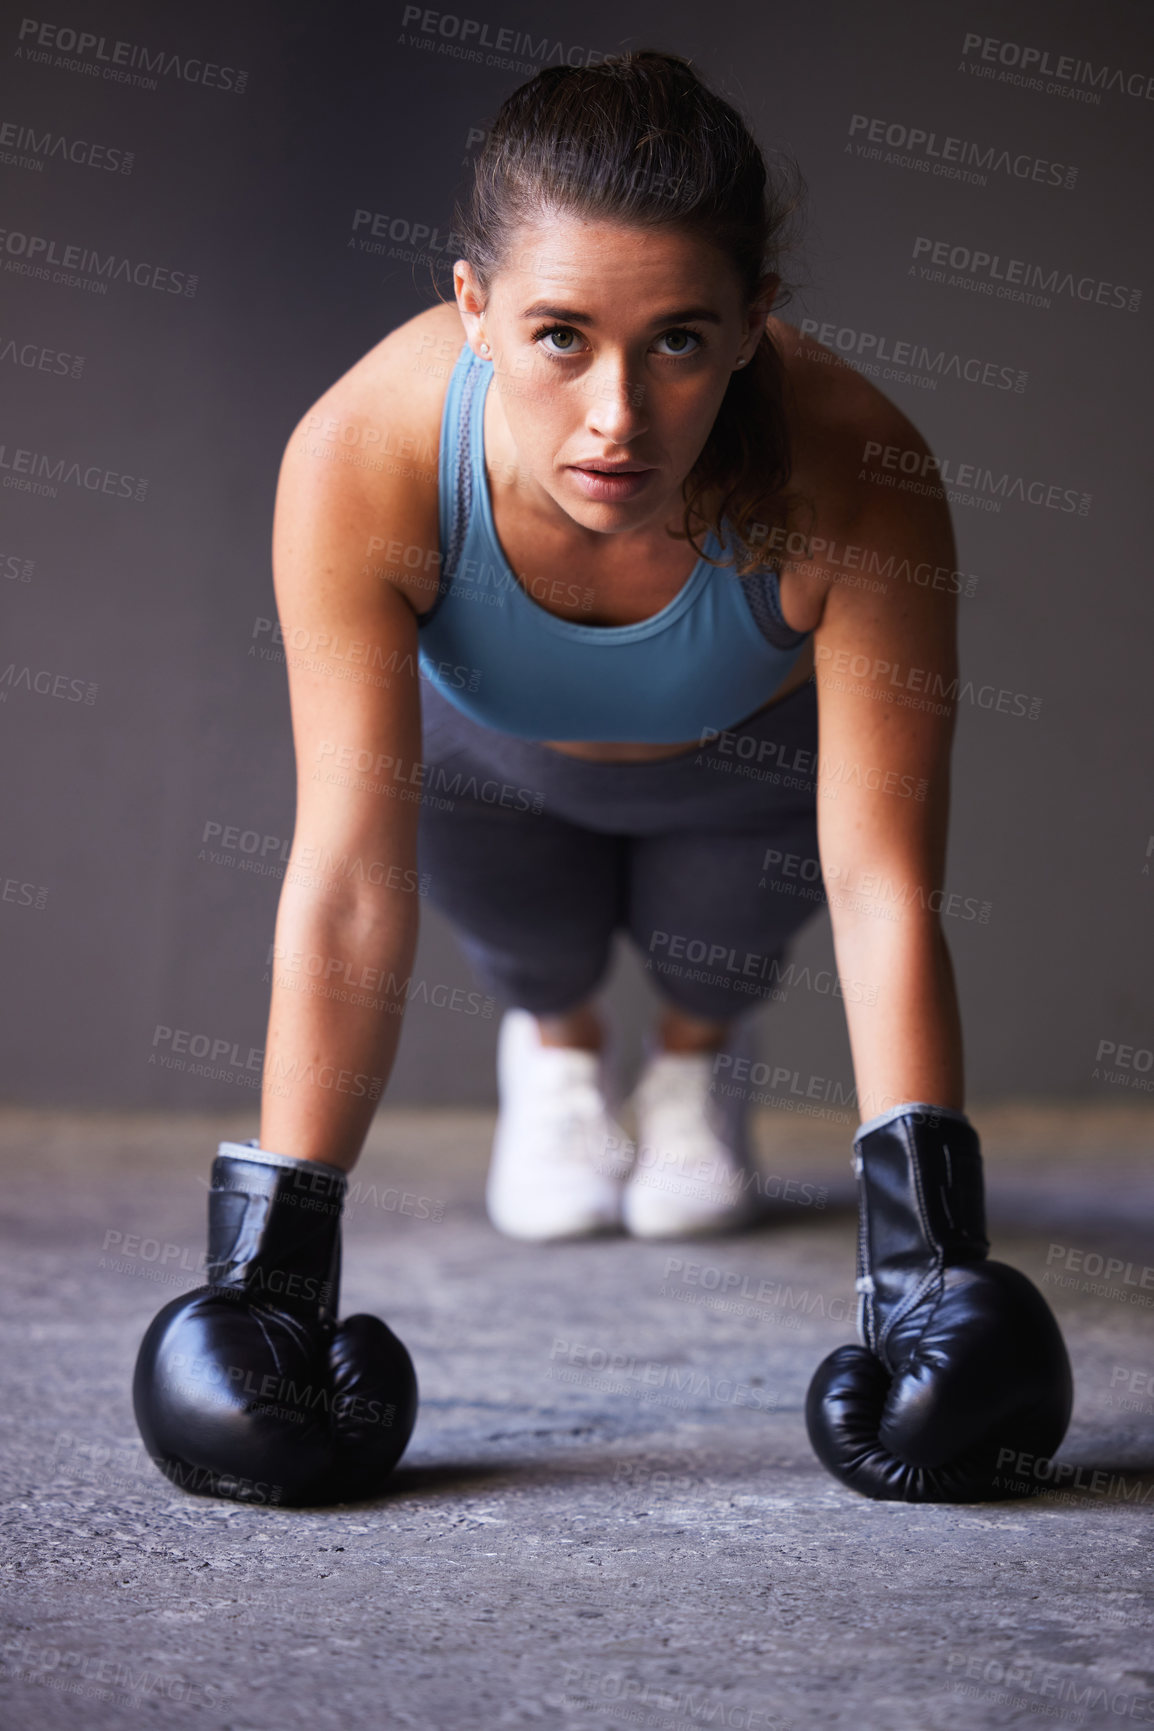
[453,213,775,538]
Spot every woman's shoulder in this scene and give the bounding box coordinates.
[766,317,956,634]
[771,315,936,496]
[287,299,466,479]
[277,300,468,616]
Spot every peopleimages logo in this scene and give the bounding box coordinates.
[800,318,1027,394]
[0,664,97,703]
[860,439,1091,519]
[14,18,248,93]
[960,32,1154,103]
[398,6,608,71]
[911,237,1140,314]
[847,114,1077,190]
[348,207,462,263]
[0,227,197,296]
[0,440,148,500]
[0,118,134,174]
[0,334,83,382]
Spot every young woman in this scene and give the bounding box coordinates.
[134,52,1072,1505]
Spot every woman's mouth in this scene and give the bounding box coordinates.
[568,463,655,502]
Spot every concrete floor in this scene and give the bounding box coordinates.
[1,1101,1152,1730]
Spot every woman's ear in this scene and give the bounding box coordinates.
[752,273,781,329]
[453,261,489,359]
[734,277,780,368]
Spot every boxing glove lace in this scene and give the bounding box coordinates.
[133,1141,418,1505]
[805,1104,1072,1502]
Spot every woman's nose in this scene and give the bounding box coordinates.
[584,364,648,444]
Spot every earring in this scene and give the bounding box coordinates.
[735,356,748,368]
[479,341,491,355]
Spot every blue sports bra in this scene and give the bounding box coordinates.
[416,341,810,742]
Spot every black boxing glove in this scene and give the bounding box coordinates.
[133,1140,418,1505]
[805,1104,1072,1502]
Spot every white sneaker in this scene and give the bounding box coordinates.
[485,1008,636,1241]
[622,1042,759,1239]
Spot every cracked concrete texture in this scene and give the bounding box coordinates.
[1,1101,1152,1729]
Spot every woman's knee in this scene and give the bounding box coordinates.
[640,934,786,1022]
[458,932,613,1017]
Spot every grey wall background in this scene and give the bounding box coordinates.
[2,0,1151,1109]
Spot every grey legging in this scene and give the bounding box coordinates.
[416,676,826,1022]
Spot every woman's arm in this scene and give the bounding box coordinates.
[811,408,964,1120]
[802,405,1076,1505]
[131,341,445,1505]
[258,376,436,1171]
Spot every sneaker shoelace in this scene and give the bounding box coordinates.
[636,1059,739,1179]
[511,1070,630,1174]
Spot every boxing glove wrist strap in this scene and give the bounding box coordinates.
[855,1100,971,1141]
[217,1137,348,1182]
[207,1142,346,1323]
[853,1105,989,1368]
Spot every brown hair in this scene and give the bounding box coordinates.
[443,49,807,576]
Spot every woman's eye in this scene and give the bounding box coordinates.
[537,326,582,355]
[654,328,702,356]
[532,325,703,358]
